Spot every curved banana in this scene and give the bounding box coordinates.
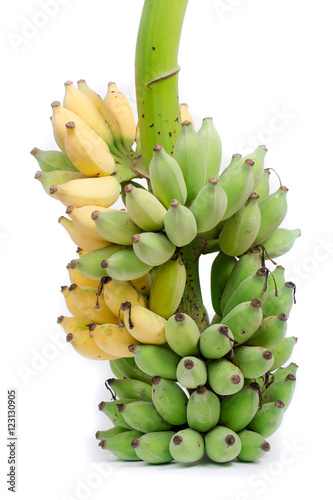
[149,258,186,319]
[30,147,78,172]
[89,323,137,358]
[132,232,176,266]
[57,315,95,335]
[68,284,118,324]
[104,82,136,150]
[60,285,84,317]
[35,170,84,199]
[58,216,110,252]
[66,205,111,241]
[189,177,227,233]
[103,278,148,321]
[66,263,100,288]
[66,330,118,360]
[197,117,222,181]
[50,176,120,208]
[124,183,167,232]
[122,304,166,345]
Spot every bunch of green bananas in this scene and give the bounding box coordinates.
[32,79,300,464]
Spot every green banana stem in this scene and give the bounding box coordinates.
[135,0,188,171]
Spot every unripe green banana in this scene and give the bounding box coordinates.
[95,427,128,440]
[222,146,267,188]
[68,245,124,280]
[131,431,175,464]
[132,232,176,266]
[31,147,79,172]
[262,374,296,410]
[189,178,228,233]
[223,268,269,317]
[261,228,301,259]
[128,345,180,380]
[219,383,260,431]
[208,358,244,395]
[231,346,274,378]
[98,399,136,429]
[109,360,126,379]
[124,183,167,231]
[102,247,153,281]
[237,430,270,462]
[164,199,197,247]
[262,281,296,318]
[199,324,235,359]
[187,387,220,432]
[176,356,207,389]
[269,337,298,371]
[148,258,186,319]
[151,376,188,425]
[245,313,288,350]
[253,186,288,245]
[267,265,286,293]
[197,117,222,181]
[92,210,141,245]
[148,145,187,208]
[121,180,147,205]
[205,426,242,463]
[117,401,173,433]
[109,358,153,385]
[210,252,237,316]
[173,120,206,202]
[255,169,270,200]
[35,170,84,199]
[248,400,285,437]
[271,362,298,384]
[106,378,152,402]
[165,313,200,357]
[99,430,143,461]
[169,428,205,463]
[219,193,261,257]
[223,300,263,345]
[219,159,254,220]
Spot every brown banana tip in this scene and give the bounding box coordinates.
[95,431,100,439]
[91,210,100,220]
[88,323,97,332]
[50,185,58,195]
[196,386,207,395]
[131,439,140,449]
[57,316,64,324]
[153,145,163,152]
[264,168,271,174]
[132,234,140,244]
[30,147,38,155]
[218,325,229,335]
[263,350,273,360]
[101,259,109,269]
[232,153,242,159]
[67,259,77,269]
[209,177,219,185]
[293,336,298,343]
[291,362,299,368]
[64,80,73,86]
[66,205,74,214]
[98,402,105,411]
[285,281,296,289]
[170,199,180,207]
[231,374,241,385]
[275,400,285,409]
[281,186,289,191]
[175,313,185,322]
[66,333,73,342]
[116,403,126,413]
[225,435,236,446]
[65,121,75,129]
[58,216,64,223]
[286,374,296,381]
[34,171,42,179]
[124,183,134,193]
[68,284,77,291]
[259,145,268,152]
[152,376,161,385]
[251,299,261,308]
[245,159,255,166]
[106,378,115,386]
[77,79,86,84]
[181,120,192,126]
[184,359,194,370]
[250,192,259,199]
[278,313,288,321]
[173,435,183,446]
[51,100,60,107]
[128,344,137,353]
[60,285,68,292]
[203,117,213,120]
[261,441,270,452]
[99,440,106,449]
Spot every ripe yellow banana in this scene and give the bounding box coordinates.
[122,303,166,345]
[104,82,136,150]
[103,278,148,321]
[60,285,83,317]
[66,330,118,360]
[50,176,120,208]
[66,264,100,288]
[57,315,95,334]
[89,323,137,358]
[130,273,152,298]
[180,103,194,128]
[65,205,112,241]
[58,216,110,252]
[68,284,118,324]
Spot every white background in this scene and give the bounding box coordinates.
[1,0,332,499]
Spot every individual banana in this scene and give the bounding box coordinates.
[169,429,205,463]
[208,358,244,396]
[50,175,120,208]
[221,153,242,174]
[205,426,242,463]
[30,147,78,172]
[222,268,269,317]
[132,232,176,266]
[98,398,137,428]
[173,120,206,202]
[164,199,197,247]
[189,178,228,233]
[219,383,260,431]
[176,356,207,389]
[231,145,267,188]
[99,430,143,461]
[95,427,128,441]
[245,313,288,350]
[67,264,100,288]
[151,376,188,425]
[253,185,289,245]
[124,183,167,231]
[58,216,110,252]
[104,82,136,150]
[69,245,123,280]
[180,103,194,127]
[223,300,263,345]
[106,377,152,401]
[131,431,175,464]
[148,258,186,319]
[57,315,94,334]
[35,170,84,199]
[165,313,200,357]
[267,265,286,293]
[66,205,112,241]
[116,401,172,433]
[261,228,301,258]
[248,400,285,437]
[255,168,270,199]
[109,358,153,385]
[68,284,118,324]
[89,323,137,358]
[269,337,298,371]
[197,117,222,181]
[103,278,148,321]
[187,387,220,432]
[122,304,166,345]
[237,430,270,462]
[262,374,296,411]
[199,324,235,359]
[66,330,118,360]
[61,285,83,317]
[231,345,274,379]
[92,209,141,245]
[102,247,153,281]
[210,252,237,316]
[128,344,180,379]
[271,362,298,384]
[219,159,254,220]
[262,281,296,318]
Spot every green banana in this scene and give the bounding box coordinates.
[176,356,207,389]
[189,178,228,233]
[98,399,136,429]
[187,387,220,432]
[262,281,296,318]
[169,428,205,463]
[210,252,237,316]
[253,186,288,245]
[92,210,141,245]
[95,427,128,440]
[109,360,126,379]
[208,358,244,396]
[128,344,180,380]
[151,376,188,425]
[219,159,254,220]
[261,228,301,259]
[223,300,263,345]
[219,383,260,431]
[30,147,78,172]
[148,145,187,208]
[164,199,197,247]
[267,265,286,293]
[197,117,222,181]
[205,426,242,463]
[102,247,153,281]
[148,258,186,319]
[231,346,274,378]
[269,337,298,371]
[222,146,267,188]
[165,313,200,357]
[121,180,147,205]
[68,245,124,280]
[106,378,152,402]
[99,430,143,461]
[109,358,153,385]
[221,153,242,174]
[271,362,298,384]
[173,120,206,203]
[35,170,84,199]
[117,401,173,433]
[132,232,176,266]
[245,313,288,350]
[219,192,261,257]
[124,183,167,231]
[248,400,285,437]
[237,430,270,462]
[199,324,235,359]
[223,268,269,317]
[254,168,270,200]
[131,431,175,464]
[262,374,296,411]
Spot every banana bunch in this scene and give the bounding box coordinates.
[32,79,300,465]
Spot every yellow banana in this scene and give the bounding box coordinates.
[68,284,118,324]
[57,315,95,335]
[121,303,166,345]
[51,100,109,153]
[63,81,114,148]
[65,205,112,241]
[64,122,115,177]
[89,323,137,358]
[130,273,152,298]
[103,278,148,321]
[66,264,100,288]
[60,285,83,317]
[104,82,136,150]
[66,330,118,360]
[180,103,194,128]
[50,176,120,208]
[58,216,110,252]
[149,258,186,319]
